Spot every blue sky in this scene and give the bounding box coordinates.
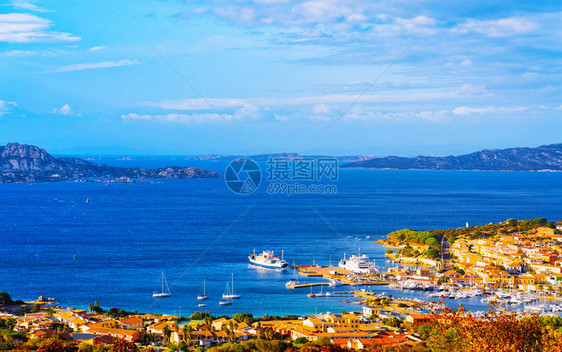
[0,0,561,156]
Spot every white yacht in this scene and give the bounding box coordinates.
[222,274,241,299]
[152,272,171,298]
[197,279,209,300]
[286,261,300,287]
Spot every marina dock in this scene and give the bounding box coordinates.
[297,265,390,286]
[286,282,330,289]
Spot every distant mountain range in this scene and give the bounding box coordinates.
[2,142,561,183]
[341,143,562,171]
[0,143,220,183]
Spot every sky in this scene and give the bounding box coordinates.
[0,0,561,156]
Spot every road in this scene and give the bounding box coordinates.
[441,237,452,270]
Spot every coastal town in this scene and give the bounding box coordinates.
[2,219,562,351]
[380,218,562,304]
[0,295,431,351]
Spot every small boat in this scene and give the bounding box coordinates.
[197,279,209,300]
[307,287,316,298]
[198,303,206,307]
[222,274,241,299]
[328,279,340,287]
[286,261,300,287]
[153,272,171,298]
[219,300,232,306]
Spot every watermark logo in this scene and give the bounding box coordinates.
[266,157,338,195]
[225,158,262,195]
[225,157,338,195]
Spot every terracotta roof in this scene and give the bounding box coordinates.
[119,317,142,325]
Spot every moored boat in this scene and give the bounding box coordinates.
[249,249,288,269]
[222,274,241,299]
[197,279,209,300]
[153,272,171,298]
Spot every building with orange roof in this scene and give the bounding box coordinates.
[119,316,143,330]
[81,326,139,342]
[405,314,433,325]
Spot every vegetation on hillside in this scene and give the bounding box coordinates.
[382,218,557,255]
[432,218,556,243]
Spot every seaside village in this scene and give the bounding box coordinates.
[2,220,562,350]
[0,304,429,351]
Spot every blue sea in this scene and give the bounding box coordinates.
[2,158,562,317]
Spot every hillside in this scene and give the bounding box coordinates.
[0,143,220,183]
[341,143,562,171]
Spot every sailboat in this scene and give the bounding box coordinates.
[219,282,233,306]
[153,272,171,297]
[286,261,299,287]
[222,274,241,299]
[197,279,209,300]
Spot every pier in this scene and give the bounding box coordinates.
[297,265,390,286]
[285,282,330,289]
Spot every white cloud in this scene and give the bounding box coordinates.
[121,112,231,123]
[0,13,80,43]
[452,106,527,116]
[233,104,260,119]
[0,100,18,116]
[145,91,460,111]
[52,103,81,116]
[0,49,36,56]
[312,104,330,115]
[143,98,247,110]
[123,103,260,124]
[51,59,140,72]
[88,46,107,51]
[452,17,537,37]
[10,0,52,13]
[0,48,62,57]
[458,84,486,95]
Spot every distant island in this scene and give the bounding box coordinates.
[185,152,374,163]
[185,143,562,171]
[341,143,562,171]
[0,143,220,183]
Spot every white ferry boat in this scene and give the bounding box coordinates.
[248,249,288,269]
[338,250,372,274]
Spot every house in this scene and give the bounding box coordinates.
[92,335,118,346]
[530,263,562,274]
[212,318,239,331]
[147,321,176,334]
[290,326,318,341]
[347,333,408,350]
[70,333,100,342]
[414,268,431,278]
[441,270,461,278]
[362,306,380,317]
[303,318,336,332]
[31,329,55,339]
[81,325,140,342]
[119,317,143,330]
[546,273,562,286]
[405,314,432,325]
[326,313,360,329]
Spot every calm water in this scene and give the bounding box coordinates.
[1,159,562,316]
